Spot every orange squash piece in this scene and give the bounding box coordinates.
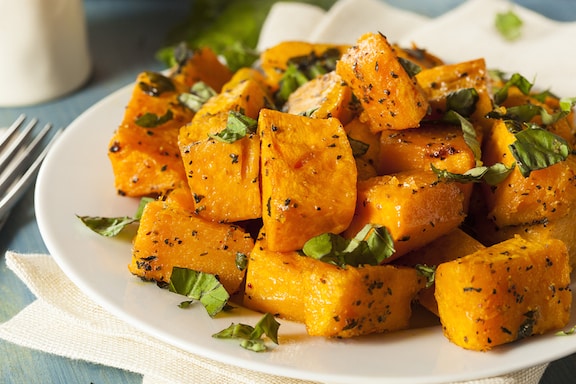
[243,231,426,338]
[284,70,355,125]
[170,46,232,92]
[259,41,348,91]
[481,120,576,227]
[128,198,253,294]
[415,58,493,130]
[243,231,307,322]
[378,122,476,175]
[108,71,194,197]
[258,109,357,252]
[178,76,271,223]
[396,228,486,316]
[435,235,572,351]
[344,118,381,180]
[304,260,425,338]
[344,170,466,261]
[336,32,429,132]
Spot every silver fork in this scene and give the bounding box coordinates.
[0,114,62,232]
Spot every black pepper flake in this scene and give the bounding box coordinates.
[230,153,239,164]
[109,142,121,153]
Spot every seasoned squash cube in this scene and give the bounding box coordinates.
[481,120,576,227]
[304,261,425,338]
[178,76,271,222]
[396,229,486,316]
[435,235,572,351]
[108,71,194,197]
[259,109,357,252]
[128,199,253,294]
[243,231,425,338]
[378,122,476,175]
[336,32,429,132]
[243,232,307,322]
[170,46,232,92]
[284,71,355,124]
[259,41,348,91]
[345,170,466,261]
[344,118,381,180]
[416,58,493,130]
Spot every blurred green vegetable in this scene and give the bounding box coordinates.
[157,0,336,71]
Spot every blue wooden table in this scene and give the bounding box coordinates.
[1,1,575,383]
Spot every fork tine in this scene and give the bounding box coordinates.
[0,115,38,171]
[0,113,26,150]
[0,121,52,193]
[0,126,63,220]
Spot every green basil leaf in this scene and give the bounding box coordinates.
[495,10,523,41]
[139,72,176,97]
[209,110,257,143]
[212,313,280,352]
[348,136,370,158]
[276,63,310,105]
[178,81,217,112]
[445,88,479,118]
[135,110,174,128]
[169,267,230,317]
[432,162,515,185]
[415,264,436,288]
[444,111,482,166]
[509,128,571,177]
[302,224,395,267]
[493,73,533,105]
[77,197,154,237]
[397,57,422,78]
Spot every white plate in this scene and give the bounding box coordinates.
[35,82,576,384]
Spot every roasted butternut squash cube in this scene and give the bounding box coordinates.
[259,41,348,91]
[396,229,486,316]
[243,231,426,338]
[344,118,381,179]
[416,58,493,131]
[128,199,253,294]
[259,109,357,252]
[378,122,476,175]
[243,232,307,322]
[108,71,194,197]
[304,261,425,338]
[345,170,466,261]
[170,46,232,92]
[481,120,576,227]
[435,235,572,351]
[336,32,429,132]
[178,77,271,222]
[284,71,355,124]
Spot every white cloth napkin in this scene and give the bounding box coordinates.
[2,0,575,382]
[0,252,548,384]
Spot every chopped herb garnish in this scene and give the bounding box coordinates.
[139,72,176,97]
[432,162,515,185]
[508,127,571,177]
[445,88,479,118]
[397,57,421,78]
[77,197,154,237]
[444,110,482,166]
[348,136,370,158]
[415,264,436,288]
[168,266,230,317]
[212,312,280,352]
[493,73,533,105]
[495,10,523,41]
[178,81,217,112]
[556,324,576,336]
[302,224,395,267]
[135,110,174,128]
[209,110,257,143]
[235,252,248,271]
